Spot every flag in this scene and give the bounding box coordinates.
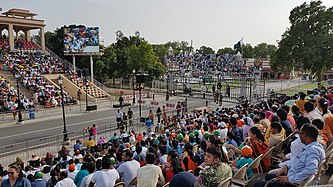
[233,38,243,51]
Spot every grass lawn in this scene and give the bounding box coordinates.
[280,82,330,96]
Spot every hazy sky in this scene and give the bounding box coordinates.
[2,0,333,50]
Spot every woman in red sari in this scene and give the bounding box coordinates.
[249,126,270,172]
[227,126,270,172]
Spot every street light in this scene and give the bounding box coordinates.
[58,75,68,142]
[132,69,136,104]
[14,73,23,123]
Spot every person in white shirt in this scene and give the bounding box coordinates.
[89,156,119,187]
[80,163,95,187]
[117,149,141,187]
[136,153,165,187]
[116,109,123,129]
[55,171,76,187]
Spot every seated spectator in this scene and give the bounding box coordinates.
[198,147,232,187]
[234,146,254,179]
[162,150,183,183]
[267,122,284,148]
[170,172,200,187]
[54,171,75,187]
[254,123,325,187]
[136,153,165,187]
[31,172,46,187]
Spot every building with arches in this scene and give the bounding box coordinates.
[0,8,45,52]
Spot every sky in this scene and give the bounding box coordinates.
[2,0,333,50]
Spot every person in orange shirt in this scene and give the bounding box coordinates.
[295,92,308,114]
[312,118,331,148]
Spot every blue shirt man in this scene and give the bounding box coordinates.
[254,123,325,187]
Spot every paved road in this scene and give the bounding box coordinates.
[0,78,309,147]
[0,94,236,147]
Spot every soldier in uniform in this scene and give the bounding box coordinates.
[226,84,231,97]
[219,92,223,106]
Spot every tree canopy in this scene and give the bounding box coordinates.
[271,0,333,81]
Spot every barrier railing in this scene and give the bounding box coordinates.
[0,104,200,167]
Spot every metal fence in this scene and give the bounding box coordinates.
[152,77,266,103]
[0,104,199,167]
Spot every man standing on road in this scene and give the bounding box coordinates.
[201,84,207,99]
[119,95,124,109]
[128,108,133,127]
[116,110,123,129]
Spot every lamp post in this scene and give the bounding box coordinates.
[14,73,23,123]
[84,69,88,111]
[132,69,136,104]
[58,75,68,142]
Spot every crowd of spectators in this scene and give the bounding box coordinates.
[167,53,247,78]
[0,42,77,113]
[1,83,333,186]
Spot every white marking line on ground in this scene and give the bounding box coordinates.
[0,115,116,140]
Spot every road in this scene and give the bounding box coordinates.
[0,78,308,147]
[0,94,236,147]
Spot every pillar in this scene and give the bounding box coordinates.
[8,24,14,51]
[90,55,94,83]
[26,30,31,41]
[40,27,45,53]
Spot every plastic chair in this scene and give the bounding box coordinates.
[219,177,232,187]
[114,182,125,187]
[227,149,235,161]
[162,182,170,187]
[231,163,248,186]
[247,154,263,175]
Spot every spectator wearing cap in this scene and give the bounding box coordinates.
[218,119,228,139]
[136,153,165,187]
[67,163,76,180]
[31,172,46,187]
[267,122,284,149]
[198,147,232,187]
[235,146,254,179]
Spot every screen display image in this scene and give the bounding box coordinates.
[64,27,99,54]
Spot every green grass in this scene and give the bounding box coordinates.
[280,82,330,96]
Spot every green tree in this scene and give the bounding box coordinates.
[152,44,168,63]
[197,46,215,54]
[241,44,255,58]
[275,1,333,81]
[253,43,277,58]
[216,47,234,55]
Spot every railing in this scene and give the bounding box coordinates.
[0,104,199,167]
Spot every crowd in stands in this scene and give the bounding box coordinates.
[0,42,77,113]
[1,83,333,186]
[167,53,247,77]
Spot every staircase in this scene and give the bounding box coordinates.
[32,39,113,100]
[0,70,33,101]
